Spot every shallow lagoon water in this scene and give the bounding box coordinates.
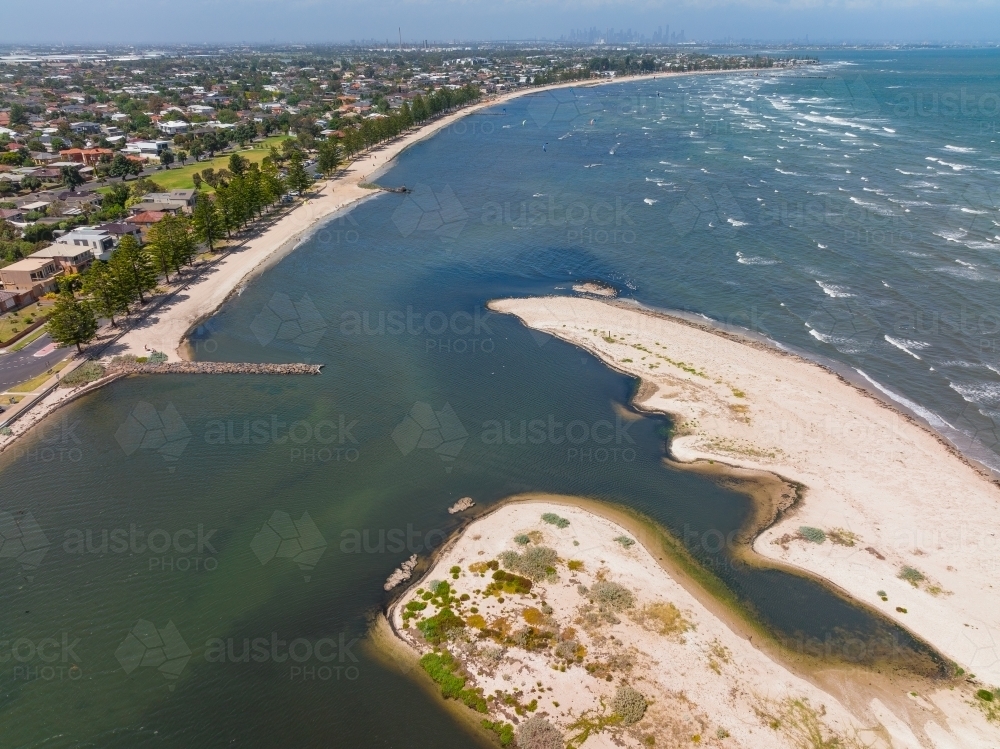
[1,49,998,746]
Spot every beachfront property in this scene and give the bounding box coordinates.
[125,210,167,237]
[131,189,197,214]
[0,255,62,294]
[50,228,110,267]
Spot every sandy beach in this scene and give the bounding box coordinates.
[108,68,726,363]
[489,295,1000,694]
[386,496,1000,748]
[0,67,772,449]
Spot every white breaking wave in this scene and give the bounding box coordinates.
[884,335,927,359]
[816,280,853,297]
[643,198,658,205]
[727,218,748,227]
[949,380,1000,406]
[736,251,777,265]
[855,369,949,429]
[925,156,973,171]
[934,229,967,242]
[944,145,976,153]
[849,196,894,216]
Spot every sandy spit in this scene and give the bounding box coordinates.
[385,496,1000,748]
[487,295,1000,694]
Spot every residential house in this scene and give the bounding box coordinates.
[125,210,167,238]
[69,122,101,135]
[59,147,114,166]
[158,120,189,136]
[121,140,170,160]
[0,288,37,313]
[134,189,196,214]
[0,208,24,223]
[96,221,142,248]
[0,256,62,294]
[33,239,98,273]
[31,152,61,166]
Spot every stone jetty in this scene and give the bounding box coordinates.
[105,362,323,375]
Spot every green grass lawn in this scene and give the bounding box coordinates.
[0,301,49,342]
[8,325,49,351]
[152,135,291,192]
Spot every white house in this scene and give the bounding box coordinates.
[158,120,189,135]
[122,140,170,160]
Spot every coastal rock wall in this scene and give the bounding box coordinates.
[105,362,323,375]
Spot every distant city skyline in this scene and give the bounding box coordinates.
[1,0,998,45]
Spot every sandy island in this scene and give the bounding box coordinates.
[381,497,999,748]
[487,296,1000,693]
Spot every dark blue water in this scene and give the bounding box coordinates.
[1,49,995,746]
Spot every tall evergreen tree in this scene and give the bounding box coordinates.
[317,138,342,178]
[286,151,311,194]
[47,289,98,353]
[146,214,195,280]
[82,260,128,327]
[110,234,157,304]
[192,193,224,250]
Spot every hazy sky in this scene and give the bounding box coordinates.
[2,0,998,45]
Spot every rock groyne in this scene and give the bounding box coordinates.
[106,362,323,376]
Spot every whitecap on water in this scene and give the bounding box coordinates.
[884,335,928,360]
[855,370,949,429]
[643,198,658,205]
[815,280,853,297]
[736,251,776,265]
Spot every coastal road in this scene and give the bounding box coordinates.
[0,333,67,393]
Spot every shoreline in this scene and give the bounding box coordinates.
[0,65,783,455]
[114,66,786,364]
[380,495,1000,748]
[489,295,1000,691]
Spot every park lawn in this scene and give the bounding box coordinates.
[9,359,69,393]
[152,135,291,192]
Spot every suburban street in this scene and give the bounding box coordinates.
[0,332,67,393]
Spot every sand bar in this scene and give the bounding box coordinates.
[387,496,1000,748]
[489,295,1000,692]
